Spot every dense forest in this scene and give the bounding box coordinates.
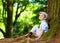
[0,0,60,43]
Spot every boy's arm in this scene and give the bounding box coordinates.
[35,29,44,40]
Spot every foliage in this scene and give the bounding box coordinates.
[0,0,48,39]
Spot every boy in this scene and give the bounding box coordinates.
[25,12,49,40]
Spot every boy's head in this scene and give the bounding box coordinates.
[39,12,48,20]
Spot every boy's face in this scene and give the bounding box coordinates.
[39,13,46,20]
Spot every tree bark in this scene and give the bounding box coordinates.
[42,0,60,40]
[48,0,60,26]
[5,0,13,38]
[41,0,60,39]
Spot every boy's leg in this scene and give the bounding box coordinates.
[30,25,38,37]
[30,25,38,33]
[25,25,38,37]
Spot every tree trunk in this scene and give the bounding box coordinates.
[48,0,60,29]
[48,0,60,25]
[5,0,13,38]
[41,0,60,40]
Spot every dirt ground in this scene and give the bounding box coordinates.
[0,31,60,43]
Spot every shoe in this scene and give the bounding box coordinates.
[24,32,33,37]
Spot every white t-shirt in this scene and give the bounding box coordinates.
[30,20,49,37]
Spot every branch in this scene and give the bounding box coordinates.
[13,3,20,26]
[0,28,6,38]
[13,5,27,26]
[2,0,7,26]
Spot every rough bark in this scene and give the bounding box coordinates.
[5,0,13,38]
[41,0,60,40]
[47,0,60,30]
[48,0,60,26]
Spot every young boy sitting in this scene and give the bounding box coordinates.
[25,12,49,40]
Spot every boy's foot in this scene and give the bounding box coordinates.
[24,32,33,37]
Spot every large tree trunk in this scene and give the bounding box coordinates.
[5,0,13,38]
[48,0,60,33]
[48,0,60,25]
[41,0,60,40]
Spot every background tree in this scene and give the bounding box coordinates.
[5,0,13,38]
[0,0,13,38]
[0,0,29,38]
[13,0,29,26]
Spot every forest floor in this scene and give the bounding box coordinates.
[0,30,60,43]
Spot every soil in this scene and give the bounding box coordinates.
[0,31,60,43]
